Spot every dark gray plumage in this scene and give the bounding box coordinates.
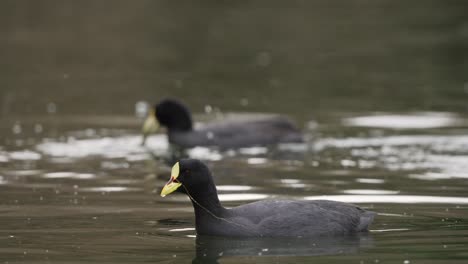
[165,159,375,237]
[154,99,303,149]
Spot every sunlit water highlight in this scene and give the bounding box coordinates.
[343,112,463,129]
[305,195,468,204]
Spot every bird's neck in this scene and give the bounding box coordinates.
[168,124,193,133]
[168,113,193,132]
[187,185,225,222]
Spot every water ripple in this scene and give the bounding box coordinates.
[305,195,468,204]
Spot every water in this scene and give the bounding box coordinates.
[1,1,468,263]
[1,112,468,263]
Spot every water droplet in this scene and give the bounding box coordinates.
[135,101,149,118]
[12,123,21,134]
[341,159,356,167]
[34,124,43,134]
[47,103,57,114]
[240,98,249,106]
[85,129,95,137]
[174,79,183,88]
[269,78,281,87]
[255,51,271,67]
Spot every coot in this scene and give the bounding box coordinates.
[142,99,303,148]
[160,159,375,237]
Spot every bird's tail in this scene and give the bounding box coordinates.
[358,211,376,231]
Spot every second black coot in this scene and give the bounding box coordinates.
[141,99,303,148]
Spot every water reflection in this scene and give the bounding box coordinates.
[2,111,468,263]
[36,135,168,159]
[343,112,463,129]
[8,150,41,161]
[35,128,310,163]
[42,172,95,179]
[305,195,468,204]
[193,234,373,263]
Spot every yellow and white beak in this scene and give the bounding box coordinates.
[141,109,159,146]
[161,162,182,197]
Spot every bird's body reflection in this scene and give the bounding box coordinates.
[193,234,373,263]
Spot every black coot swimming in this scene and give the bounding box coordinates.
[160,159,376,237]
[141,99,303,148]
